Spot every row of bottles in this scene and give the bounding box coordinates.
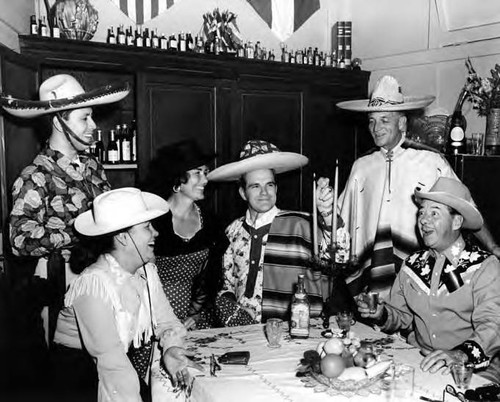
[89,120,137,165]
[106,25,202,52]
[30,15,60,38]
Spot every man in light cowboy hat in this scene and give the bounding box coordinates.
[358,178,500,381]
[207,140,350,324]
[336,75,500,298]
[1,75,129,346]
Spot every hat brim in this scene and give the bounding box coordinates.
[207,152,308,182]
[337,95,435,112]
[414,190,483,230]
[1,82,130,118]
[75,192,169,236]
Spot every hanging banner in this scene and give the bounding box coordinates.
[109,0,180,25]
[247,0,320,41]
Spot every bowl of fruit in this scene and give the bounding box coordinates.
[297,335,393,396]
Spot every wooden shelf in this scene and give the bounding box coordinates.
[103,163,137,170]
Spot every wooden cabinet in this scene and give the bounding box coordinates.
[14,35,370,227]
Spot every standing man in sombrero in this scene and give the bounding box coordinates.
[208,140,350,324]
[1,74,129,348]
[337,75,500,298]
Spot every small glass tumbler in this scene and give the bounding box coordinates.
[265,318,283,348]
[450,362,474,390]
[336,311,355,333]
[388,364,415,401]
[363,291,379,313]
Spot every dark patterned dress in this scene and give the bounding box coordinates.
[152,205,226,329]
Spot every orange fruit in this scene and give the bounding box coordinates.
[323,338,345,355]
[320,354,346,378]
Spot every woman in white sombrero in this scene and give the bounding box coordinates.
[335,75,500,298]
[2,75,130,351]
[52,188,201,401]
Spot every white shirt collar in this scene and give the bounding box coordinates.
[245,206,280,229]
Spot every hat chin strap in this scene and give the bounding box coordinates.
[56,113,93,150]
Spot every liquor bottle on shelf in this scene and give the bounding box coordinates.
[160,33,167,50]
[296,50,303,64]
[290,274,310,338]
[117,25,126,45]
[130,119,137,162]
[178,31,186,52]
[135,26,143,47]
[289,52,296,64]
[94,129,105,163]
[195,35,204,53]
[114,124,122,162]
[126,27,134,46]
[39,16,49,37]
[107,129,119,164]
[107,26,116,44]
[446,87,467,156]
[268,49,275,61]
[187,32,194,51]
[51,18,60,38]
[246,42,254,59]
[144,28,151,48]
[121,123,132,163]
[151,29,159,49]
[30,15,38,35]
[169,34,178,50]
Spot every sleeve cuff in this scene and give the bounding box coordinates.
[454,340,489,369]
[374,306,388,326]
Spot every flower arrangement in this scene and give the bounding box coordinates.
[202,8,242,53]
[465,58,500,116]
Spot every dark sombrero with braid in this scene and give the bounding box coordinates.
[0,74,130,118]
[336,75,435,112]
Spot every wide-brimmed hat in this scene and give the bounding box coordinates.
[75,188,169,236]
[0,74,130,118]
[336,75,435,112]
[414,178,483,230]
[207,140,308,182]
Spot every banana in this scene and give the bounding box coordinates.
[364,360,393,378]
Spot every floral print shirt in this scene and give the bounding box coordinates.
[383,237,500,368]
[9,147,110,257]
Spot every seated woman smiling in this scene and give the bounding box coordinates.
[52,188,201,401]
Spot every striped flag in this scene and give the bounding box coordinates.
[110,0,180,25]
[247,0,320,41]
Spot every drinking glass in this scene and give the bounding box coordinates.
[472,132,484,155]
[388,364,415,401]
[363,291,379,313]
[265,318,283,348]
[450,362,474,390]
[336,311,355,333]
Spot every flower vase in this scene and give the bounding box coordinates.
[485,108,500,155]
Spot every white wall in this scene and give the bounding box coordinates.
[351,0,500,135]
[0,0,33,51]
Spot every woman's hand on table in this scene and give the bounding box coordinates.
[163,346,204,388]
[420,348,468,374]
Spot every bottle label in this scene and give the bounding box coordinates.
[450,126,465,141]
[108,150,119,163]
[290,302,310,337]
[122,142,132,162]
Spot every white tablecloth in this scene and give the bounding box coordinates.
[151,320,486,402]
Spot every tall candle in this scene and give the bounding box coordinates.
[312,174,318,257]
[331,160,339,248]
[351,179,358,257]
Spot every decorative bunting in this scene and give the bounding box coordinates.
[247,0,320,41]
[109,0,179,25]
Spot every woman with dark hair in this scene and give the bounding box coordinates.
[52,188,201,401]
[141,139,226,330]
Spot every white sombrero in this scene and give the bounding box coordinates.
[337,75,435,112]
[414,178,483,230]
[75,188,169,236]
[207,140,308,182]
[0,74,130,118]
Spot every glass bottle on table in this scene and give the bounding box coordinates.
[290,274,310,338]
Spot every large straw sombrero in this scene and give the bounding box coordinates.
[0,74,130,118]
[75,188,169,236]
[207,140,308,182]
[414,178,483,230]
[337,75,435,112]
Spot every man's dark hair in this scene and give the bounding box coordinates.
[238,169,276,190]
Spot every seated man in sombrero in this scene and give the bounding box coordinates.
[208,140,351,325]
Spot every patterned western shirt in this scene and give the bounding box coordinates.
[382,237,500,368]
[9,147,110,257]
